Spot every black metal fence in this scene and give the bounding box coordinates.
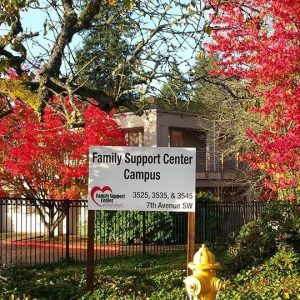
[0,198,267,265]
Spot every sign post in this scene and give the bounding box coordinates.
[86,210,95,292]
[187,212,195,275]
[87,146,196,290]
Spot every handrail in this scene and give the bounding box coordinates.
[195,150,240,172]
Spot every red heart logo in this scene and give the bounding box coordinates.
[91,186,112,207]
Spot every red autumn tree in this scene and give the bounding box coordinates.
[206,0,300,201]
[0,98,125,235]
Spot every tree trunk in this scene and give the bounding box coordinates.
[47,205,56,238]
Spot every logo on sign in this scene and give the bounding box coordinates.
[90,185,125,207]
[91,185,112,207]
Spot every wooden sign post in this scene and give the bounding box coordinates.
[187,211,195,276]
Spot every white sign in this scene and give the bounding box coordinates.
[88,146,196,212]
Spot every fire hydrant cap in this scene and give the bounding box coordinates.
[192,244,220,270]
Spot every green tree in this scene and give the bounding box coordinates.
[159,63,189,106]
[75,2,138,101]
[192,52,264,198]
[0,0,217,127]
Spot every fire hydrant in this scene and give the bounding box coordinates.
[184,244,224,300]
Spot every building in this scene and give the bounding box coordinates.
[116,108,245,200]
[0,108,245,236]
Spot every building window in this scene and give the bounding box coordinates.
[125,128,144,147]
[170,129,183,147]
[169,127,207,171]
[169,128,206,148]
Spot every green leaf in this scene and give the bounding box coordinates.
[124,0,134,10]
[12,0,26,8]
[203,23,212,36]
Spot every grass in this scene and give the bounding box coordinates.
[0,251,187,300]
[1,244,299,299]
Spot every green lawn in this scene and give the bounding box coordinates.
[0,251,187,300]
[1,245,299,299]
[1,202,299,299]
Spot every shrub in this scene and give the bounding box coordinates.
[224,201,300,274]
[219,244,300,300]
[258,201,300,249]
[78,210,181,245]
[196,191,219,202]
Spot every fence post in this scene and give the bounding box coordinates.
[142,211,146,254]
[86,210,95,292]
[65,201,70,260]
[202,201,207,243]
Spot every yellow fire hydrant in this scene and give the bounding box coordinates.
[184,244,224,300]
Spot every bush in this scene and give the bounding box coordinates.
[219,244,300,300]
[78,210,182,245]
[224,201,300,274]
[258,201,300,249]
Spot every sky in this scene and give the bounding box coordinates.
[20,5,83,75]
[3,1,211,94]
